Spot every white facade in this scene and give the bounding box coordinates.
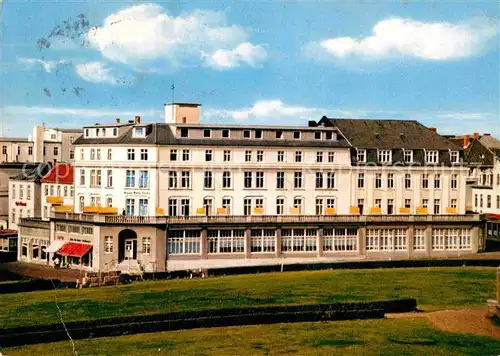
[41,182,74,219]
[472,156,500,214]
[8,180,39,230]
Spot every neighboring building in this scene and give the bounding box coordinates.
[0,229,18,262]
[0,137,33,163]
[40,163,74,219]
[31,124,82,164]
[8,163,51,230]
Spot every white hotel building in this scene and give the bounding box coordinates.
[17,103,483,273]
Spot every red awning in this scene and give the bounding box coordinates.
[57,242,92,257]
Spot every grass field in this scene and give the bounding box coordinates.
[0,267,496,329]
[5,318,500,355]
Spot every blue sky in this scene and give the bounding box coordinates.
[1,1,499,137]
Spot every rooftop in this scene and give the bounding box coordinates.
[10,163,51,182]
[40,163,74,184]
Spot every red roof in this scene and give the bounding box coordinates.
[57,242,92,257]
[41,164,74,184]
[0,229,17,236]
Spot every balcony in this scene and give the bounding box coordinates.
[46,196,64,204]
[51,212,481,225]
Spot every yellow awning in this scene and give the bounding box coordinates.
[370,207,381,215]
[54,205,73,212]
[445,207,457,214]
[98,207,118,214]
[46,196,64,204]
[416,207,428,215]
[325,207,336,215]
[254,207,264,215]
[399,207,411,214]
[83,206,100,213]
[349,206,360,215]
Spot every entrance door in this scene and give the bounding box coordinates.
[124,239,137,260]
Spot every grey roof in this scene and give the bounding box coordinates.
[0,137,31,143]
[10,163,51,182]
[73,123,351,148]
[317,117,461,150]
[175,123,338,131]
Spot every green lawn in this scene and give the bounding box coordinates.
[5,318,500,356]
[0,267,496,329]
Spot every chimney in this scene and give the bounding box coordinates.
[463,135,470,149]
[116,118,120,124]
[473,132,480,140]
[428,127,437,134]
[135,116,141,124]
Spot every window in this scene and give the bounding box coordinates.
[105,170,113,187]
[450,151,459,163]
[90,149,96,160]
[276,172,285,189]
[53,146,59,156]
[223,150,231,162]
[315,198,324,215]
[105,237,113,253]
[96,170,102,187]
[205,150,213,162]
[425,150,439,164]
[295,151,302,162]
[387,199,394,214]
[79,196,84,212]
[19,185,24,199]
[281,229,317,252]
[245,151,252,162]
[69,150,74,160]
[378,150,391,163]
[256,172,264,188]
[28,146,33,155]
[326,172,336,189]
[312,131,321,140]
[244,172,252,188]
[251,229,276,252]
[11,184,15,199]
[170,149,177,161]
[294,172,303,189]
[276,197,285,215]
[222,129,230,138]
[404,199,411,209]
[180,128,189,138]
[358,173,364,188]
[255,130,262,139]
[497,195,500,209]
[257,150,264,162]
[357,149,366,163]
[276,130,283,139]
[139,171,149,188]
[203,129,211,138]
[451,174,458,189]
[323,228,358,251]
[106,197,112,207]
[80,169,85,185]
[375,173,382,189]
[244,198,252,216]
[96,149,101,160]
[126,199,135,216]
[138,199,148,216]
[222,198,232,214]
[63,186,67,198]
[487,195,491,208]
[126,170,135,187]
[375,199,382,208]
[434,174,441,189]
[387,173,394,189]
[422,174,429,189]
[222,171,232,189]
[366,229,407,251]
[80,149,84,160]
[414,229,425,250]
[451,199,457,209]
[243,130,251,139]
[180,198,192,220]
[293,197,304,214]
[113,128,117,136]
[403,150,413,163]
[208,230,245,254]
[142,237,151,254]
[480,195,483,208]
[315,172,323,189]
[204,197,214,216]
[181,171,191,189]
[422,199,429,209]
[404,174,412,189]
[316,152,323,163]
[140,149,148,160]
[277,151,284,162]
[168,171,177,188]
[328,152,335,163]
[434,199,440,214]
[168,199,178,216]
[293,131,301,139]
[168,230,200,254]
[204,171,213,189]
[1,145,6,155]
[127,149,135,160]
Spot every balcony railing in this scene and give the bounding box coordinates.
[51,212,481,225]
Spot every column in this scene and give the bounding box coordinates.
[471,226,479,253]
[424,226,432,257]
[275,228,281,258]
[407,225,414,258]
[200,229,208,259]
[358,226,366,256]
[317,228,323,257]
[245,229,251,258]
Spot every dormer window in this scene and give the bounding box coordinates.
[102,128,106,137]
[113,128,118,136]
[134,127,145,137]
[450,151,459,164]
[85,129,89,137]
[255,130,262,139]
[180,128,189,138]
[326,131,337,140]
[378,150,392,164]
[222,129,230,138]
[403,150,413,163]
[357,149,366,163]
[243,130,251,139]
[293,131,301,139]
[95,129,99,137]
[203,129,211,138]
[314,132,322,140]
[425,150,439,164]
[276,130,283,139]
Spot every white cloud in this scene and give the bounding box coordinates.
[18,58,69,72]
[3,105,161,118]
[87,4,267,71]
[75,61,120,84]
[308,17,498,62]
